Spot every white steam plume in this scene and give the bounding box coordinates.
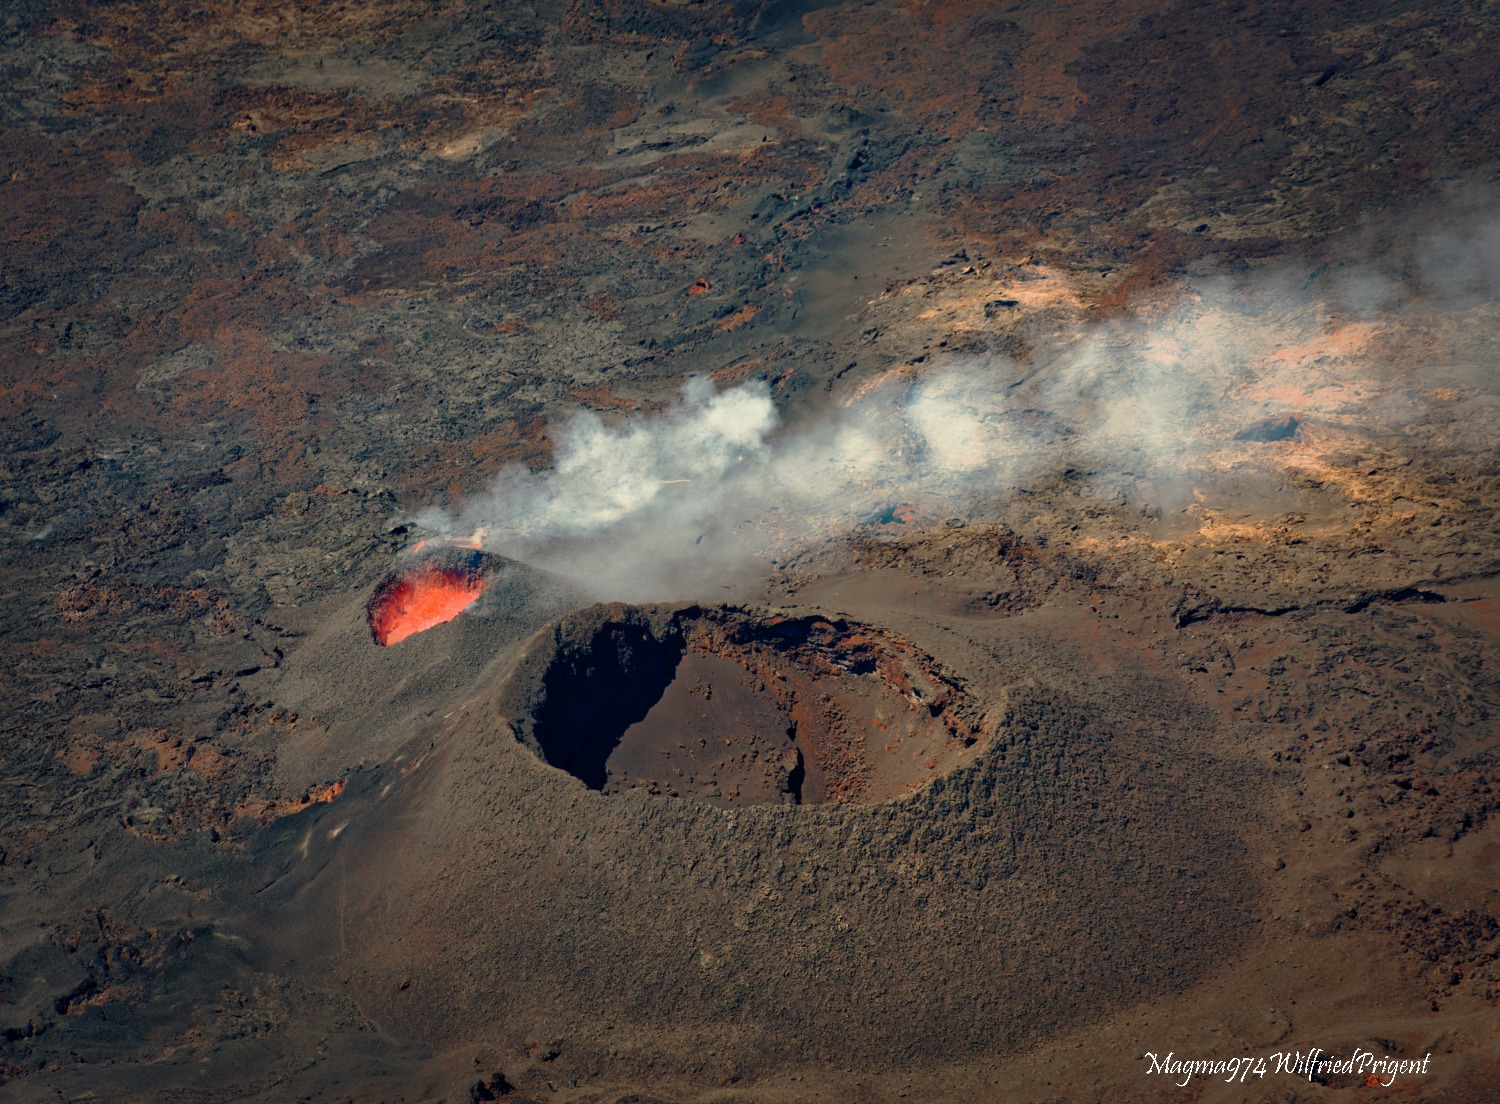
[416,371,1016,600]
[415,202,1500,602]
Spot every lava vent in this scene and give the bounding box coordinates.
[497,604,991,807]
[367,549,491,646]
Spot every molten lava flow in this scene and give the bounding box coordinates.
[369,561,487,646]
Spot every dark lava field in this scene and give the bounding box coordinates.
[3,1,1500,1101]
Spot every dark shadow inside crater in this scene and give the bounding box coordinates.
[532,621,684,791]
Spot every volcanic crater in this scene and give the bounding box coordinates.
[497,604,990,807]
[366,547,493,646]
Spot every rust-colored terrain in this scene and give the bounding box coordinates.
[2,1,1499,1101]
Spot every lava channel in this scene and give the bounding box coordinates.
[368,552,489,646]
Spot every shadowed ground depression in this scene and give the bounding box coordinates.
[2,0,1499,1102]
[498,603,988,805]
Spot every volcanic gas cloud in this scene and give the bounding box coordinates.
[368,551,489,646]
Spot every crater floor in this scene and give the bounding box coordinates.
[499,604,987,806]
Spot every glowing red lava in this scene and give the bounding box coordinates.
[368,557,488,646]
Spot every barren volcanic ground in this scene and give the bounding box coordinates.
[4,1,1500,1101]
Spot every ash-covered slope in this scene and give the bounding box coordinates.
[310,599,1253,1077]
